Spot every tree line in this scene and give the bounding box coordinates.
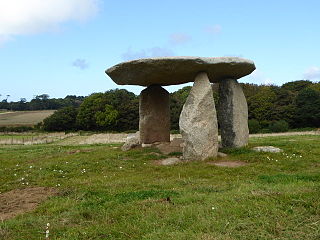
[0,94,84,111]
[2,80,320,133]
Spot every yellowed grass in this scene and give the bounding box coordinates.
[0,110,55,126]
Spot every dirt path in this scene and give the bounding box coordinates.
[249,131,320,138]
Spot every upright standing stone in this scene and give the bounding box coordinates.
[139,85,170,144]
[218,79,249,147]
[179,72,218,160]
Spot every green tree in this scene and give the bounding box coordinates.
[241,83,261,99]
[43,107,78,131]
[76,89,139,131]
[294,88,320,127]
[248,119,261,133]
[268,120,289,133]
[104,89,139,131]
[271,87,296,126]
[247,86,277,122]
[76,93,106,130]
[282,80,312,93]
[95,105,119,129]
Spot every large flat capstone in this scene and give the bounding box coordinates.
[179,72,218,160]
[106,57,255,86]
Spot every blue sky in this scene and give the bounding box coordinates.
[0,0,319,101]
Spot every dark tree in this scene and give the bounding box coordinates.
[43,107,78,131]
[294,88,320,127]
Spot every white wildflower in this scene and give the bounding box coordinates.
[45,229,50,239]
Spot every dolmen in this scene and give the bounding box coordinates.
[106,57,255,160]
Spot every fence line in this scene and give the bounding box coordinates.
[0,133,79,145]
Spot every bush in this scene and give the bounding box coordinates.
[268,120,289,133]
[248,119,261,134]
[0,126,34,132]
[42,107,78,131]
[259,120,271,129]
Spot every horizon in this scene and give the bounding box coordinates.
[1,79,318,102]
[1,0,319,101]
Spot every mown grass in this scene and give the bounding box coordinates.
[0,135,319,239]
[0,134,40,139]
[0,110,55,127]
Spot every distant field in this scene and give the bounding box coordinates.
[0,110,55,126]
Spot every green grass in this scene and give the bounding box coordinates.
[0,135,320,239]
[0,134,40,139]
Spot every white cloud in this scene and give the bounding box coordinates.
[122,47,174,61]
[245,69,273,85]
[122,48,147,61]
[303,66,320,80]
[169,33,191,45]
[0,0,99,43]
[149,47,174,57]
[72,59,89,70]
[205,24,222,35]
[0,35,11,46]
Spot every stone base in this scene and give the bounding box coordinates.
[218,79,249,147]
[139,85,170,144]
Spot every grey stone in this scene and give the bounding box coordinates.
[121,131,140,151]
[217,152,228,158]
[170,138,184,147]
[218,79,249,147]
[159,157,181,166]
[179,72,219,160]
[139,85,170,144]
[106,57,256,86]
[156,141,182,155]
[141,143,153,148]
[252,146,283,153]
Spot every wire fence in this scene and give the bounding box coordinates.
[0,133,79,145]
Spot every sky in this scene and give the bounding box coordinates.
[0,0,319,101]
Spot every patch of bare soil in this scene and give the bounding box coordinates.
[208,161,248,168]
[154,138,183,154]
[0,187,58,221]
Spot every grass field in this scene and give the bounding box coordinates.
[0,110,55,127]
[0,135,319,239]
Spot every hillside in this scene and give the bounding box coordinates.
[0,110,55,127]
